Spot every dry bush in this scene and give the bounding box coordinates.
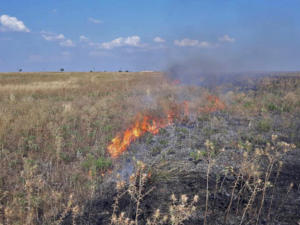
[219,136,296,224]
[110,161,198,225]
[109,137,296,225]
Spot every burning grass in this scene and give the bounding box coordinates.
[0,71,299,224]
[107,95,226,158]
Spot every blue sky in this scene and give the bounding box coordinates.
[0,0,300,72]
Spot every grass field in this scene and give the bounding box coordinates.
[0,72,207,224]
[0,72,300,224]
[0,72,167,224]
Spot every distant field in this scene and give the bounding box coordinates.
[0,72,300,224]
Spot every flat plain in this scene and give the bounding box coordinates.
[0,72,299,224]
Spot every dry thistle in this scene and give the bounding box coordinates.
[154,209,160,218]
[171,194,177,202]
[193,195,199,203]
[181,194,188,204]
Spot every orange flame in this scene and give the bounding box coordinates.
[107,115,169,158]
[107,95,225,158]
[199,95,226,113]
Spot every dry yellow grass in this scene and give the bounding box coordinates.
[0,72,299,224]
[0,72,178,224]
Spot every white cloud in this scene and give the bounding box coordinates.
[79,35,89,42]
[174,39,198,47]
[219,34,235,43]
[41,31,75,47]
[0,14,30,32]
[79,35,103,48]
[101,36,143,49]
[101,38,122,49]
[88,17,103,24]
[153,36,165,43]
[124,36,141,46]
[60,39,75,47]
[198,41,211,47]
[42,32,65,41]
[174,38,211,48]
[81,35,146,51]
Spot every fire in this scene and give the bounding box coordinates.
[107,95,225,158]
[199,95,226,113]
[107,115,169,158]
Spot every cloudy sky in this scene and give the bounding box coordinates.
[0,0,300,72]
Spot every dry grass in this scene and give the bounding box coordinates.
[0,72,299,224]
[0,72,181,224]
[0,71,216,224]
[228,76,300,116]
[109,138,296,225]
[110,161,198,225]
